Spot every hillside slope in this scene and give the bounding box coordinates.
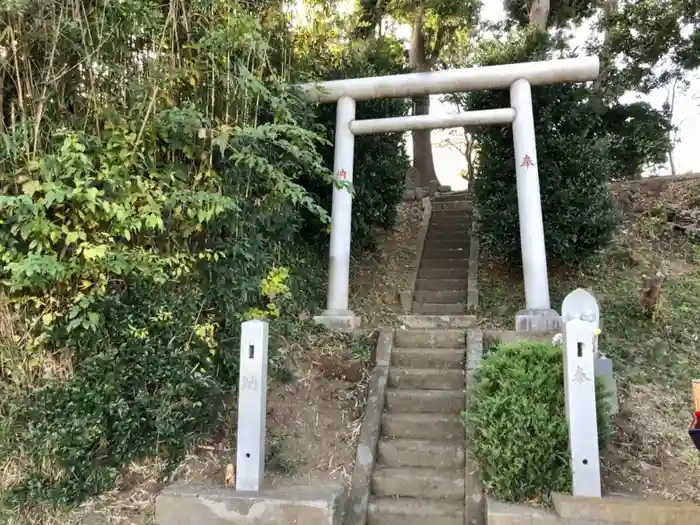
[479,175,700,502]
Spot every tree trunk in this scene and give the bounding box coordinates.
[412,95,437,186]
[409,1,438,187]
[529,0,550,28]
[464,129,476,193]
[667,78,678,176]
[590,0,619,115]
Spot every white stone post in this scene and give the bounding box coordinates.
[510,79,551,312]
[235,320,269,492]
[315,96,359,330]
[562,289,602,498]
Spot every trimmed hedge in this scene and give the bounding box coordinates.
[464,341,611,503]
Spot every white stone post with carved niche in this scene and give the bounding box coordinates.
[561,288,601,497]
[297,58,600,331]
[235,319,269,491]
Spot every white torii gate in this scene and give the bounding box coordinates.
[297,57,600,330]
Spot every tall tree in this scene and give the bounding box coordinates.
[356,0,480,186]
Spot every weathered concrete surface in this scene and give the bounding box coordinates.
[389,367,465,390]
[344,329,393,525]
[313,312,361,331]
[403,187,430,201]
[155,484,345,525]
[398,314,476,329]
[466,329,483,380]
[399,196,432,313]
[553,492,700,525]
[465,328,485,525]
[487,499,632,525]
[386,388,465,413]
[414,302,466,315]
[391,347,465,370]
[419,267,469,280]
[378,438,464,469]
[593,358,619,416]
[372,467,464,501]
[429,180,439,196]
[395,328,467,348]
[369,497,463,525]
[414,278,469,291]
[515,309,562,333]
[467,233,479,311]
[415,289,468,304]
[381,412,463,441]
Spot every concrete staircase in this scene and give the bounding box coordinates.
[368,327,468,525]
[413,192,471,315]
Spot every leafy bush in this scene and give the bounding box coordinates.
[294,29,411,251]
[0,0,332,511]
[464,342,611,503]
[452,30,621,266]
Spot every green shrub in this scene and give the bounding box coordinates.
[1,239,327,507]
[0,0,332,511]
[294,32,411,251]
[464,341,611,504]
[452,30,620,266]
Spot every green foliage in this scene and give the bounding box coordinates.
[2,284,229,505]
[606,0,700,92]
[0,0,334,512]
[598,102,672,181]
[504,0,597,28]
[464,341,611,504]
[294,31,411,250]
[455,31,620,265]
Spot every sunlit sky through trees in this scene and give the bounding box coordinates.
[296,0,700,188]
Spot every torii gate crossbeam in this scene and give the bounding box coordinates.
[297,57,600,331]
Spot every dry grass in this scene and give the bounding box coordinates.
[351,200,423,327]
[3,330,373,525]
[478,177,700,504]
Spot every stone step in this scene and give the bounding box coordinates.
[372,467,464,501]
[391,348,465,370]
[389,368,465,390]
[420,258,469,270]
[422,247,470,259]
[426,225,471,235]
[368,497,464,525]
[398,314,476,329]
[413,302,465,315]
[429,218,471,227]
[430,210,469,219]
[386,388,465,413]
[417,267,468,280]
[415,289,467,304]
[425,235,471,246]
[428,223,471,232]
[552,492,699,524]
[381,413,464,441]
[416,278,466,291]
[423,240,471,252]
[395,329,466,348]
[432,200,471,212]
[378,439,465,469]
[432,191,470,202]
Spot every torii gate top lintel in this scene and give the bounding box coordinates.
[304,56,601,332]
[299,56,600,104]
